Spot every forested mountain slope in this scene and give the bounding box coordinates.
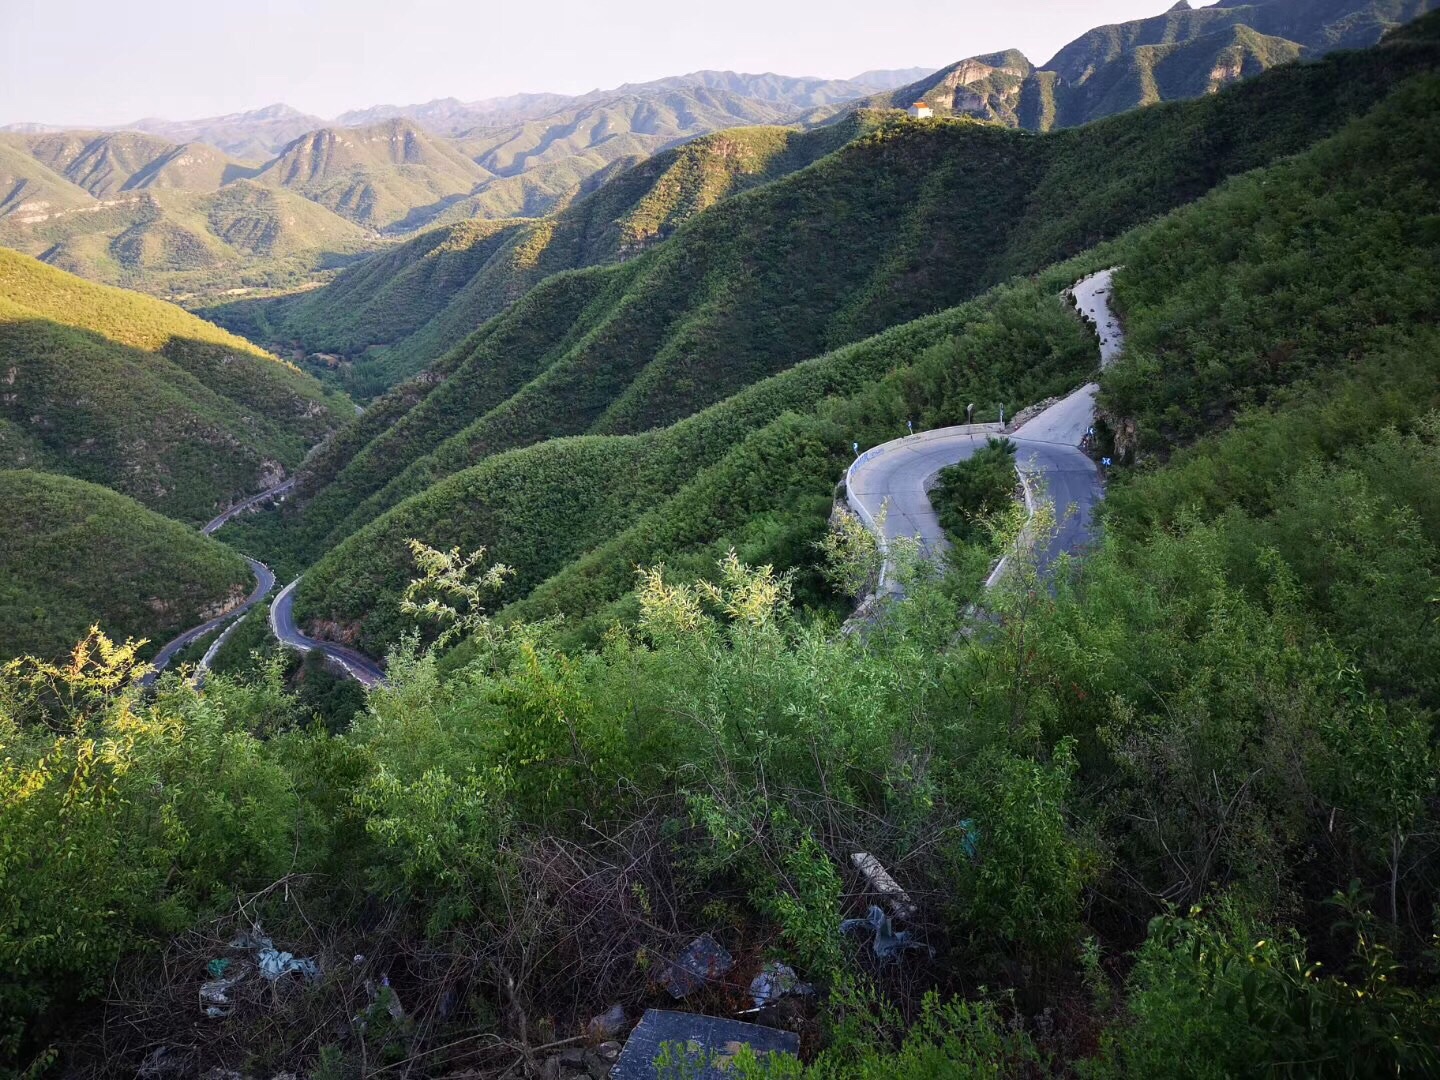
[0,470,251,661]
[209,119,868,393]
[264,21,1440,654]
[854,0,1438,129]
[0,249,352,523]
[250,20,1440,586]
[252,119,493,230]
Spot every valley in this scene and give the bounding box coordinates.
[3,2,1440,1076]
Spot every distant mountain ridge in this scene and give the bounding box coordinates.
[4,0,1432,304]
[2,69,929,155]
[852,0,1439,129]
[0,72,938,296]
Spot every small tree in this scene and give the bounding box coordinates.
[816,505,884,600]
[401,540,514,648]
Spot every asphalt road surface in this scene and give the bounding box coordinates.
[270,578,388,688]
[201,478,296,535]
[140,557,276,686]
[846,269,1121,591]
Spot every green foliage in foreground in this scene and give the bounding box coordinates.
[0,470,250,661]
[4,481,1438,1072]
[932,438,1018,546]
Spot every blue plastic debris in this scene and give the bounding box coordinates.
[958,818,980,860]
[841,905,934,961]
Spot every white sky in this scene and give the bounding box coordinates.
[2,0,1204,126]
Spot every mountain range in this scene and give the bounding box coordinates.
[0,74,917,297]
[7,2,1431,306]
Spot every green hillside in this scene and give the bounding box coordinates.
[0,470,250,661]
[13,130,189,197]
[0,141,96,219]
[210,120,866,393]
[253,119,492,230]
[253,21,1440,576]
[0,183,374,297]
[0,249,353,522]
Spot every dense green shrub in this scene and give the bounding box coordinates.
[932,437,1018,546]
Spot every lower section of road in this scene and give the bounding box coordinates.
[141,557,276,687]
[270,578,388,688]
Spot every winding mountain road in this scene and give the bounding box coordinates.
[142,479,292,685]
[140,557,276,687]
[143,476,388,688]
[846,269,1121,592]
[270,579,388,687]
[201,478,296,536]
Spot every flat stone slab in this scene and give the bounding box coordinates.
[611,1009,800,1078]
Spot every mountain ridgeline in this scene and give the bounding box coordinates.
[0,72,931,300]
[856,0,1438,129]
[4,2,1431,307]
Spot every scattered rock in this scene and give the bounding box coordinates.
[586,1003,627,1040]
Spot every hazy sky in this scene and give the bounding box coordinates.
[3,0,1197,126]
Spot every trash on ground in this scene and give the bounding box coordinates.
[541,1043,617,1080]
[746,962,815,1010]
[361,976,405,1020]
[229,928,321,982]
[611,1009,800,1079]
[656,933,734,999]
[841,904,934,961]
[850,852,916,919]
[137,1045,184,1077]
[198,960,252,1018]
[587,1002,628,1039]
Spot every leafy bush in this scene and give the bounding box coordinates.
[932,437,1018,546]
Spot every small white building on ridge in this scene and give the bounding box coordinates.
[907,101,933,119]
